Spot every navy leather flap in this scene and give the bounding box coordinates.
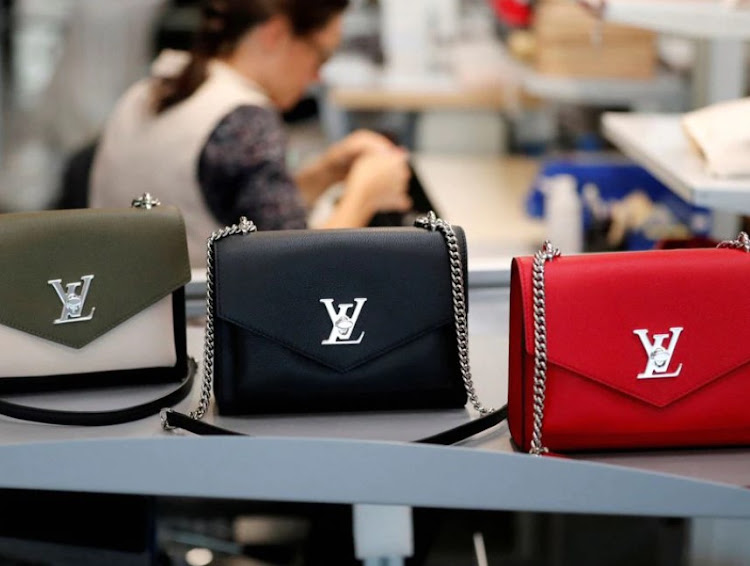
[214,226,467,372]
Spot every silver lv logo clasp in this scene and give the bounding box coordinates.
[48,274,96,325]
[320,298,367,346]
[633,327,683,379]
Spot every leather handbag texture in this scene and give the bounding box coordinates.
[0,194,195,425]
[508,232,750,453]
[212,214,472,415]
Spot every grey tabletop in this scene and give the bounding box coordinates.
[1,288,749,519]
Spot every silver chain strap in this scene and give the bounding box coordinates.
[163,217,256,428]
[528,240,560,455]
[415,211,495,415]
[527,231,749,454]
[164,212,493,429]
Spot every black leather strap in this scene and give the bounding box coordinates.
[163,409,245,436]
[414,406,507,445]
[0,359,197,426]
[162,403,508,446]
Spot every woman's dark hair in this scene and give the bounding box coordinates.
[153,0,349,113]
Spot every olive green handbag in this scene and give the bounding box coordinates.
[0,194,195,425]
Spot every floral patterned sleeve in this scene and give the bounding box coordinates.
[197,105,308,230]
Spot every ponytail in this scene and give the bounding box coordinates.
[153,0,263,113]
[153,54,210,114]
[152,0,350,114]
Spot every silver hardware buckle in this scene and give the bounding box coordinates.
[132,193,162,209]
[414,211,439,231]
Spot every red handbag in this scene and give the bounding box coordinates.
[508,232,750,454]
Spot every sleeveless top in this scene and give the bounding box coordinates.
[90,50,306,267]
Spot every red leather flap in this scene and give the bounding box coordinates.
[516,247,750,408]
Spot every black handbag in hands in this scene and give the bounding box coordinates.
[163,212,506,444]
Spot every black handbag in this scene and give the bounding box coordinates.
[368,162,441,227]
[163,213,506,444]
[0,194,196,426]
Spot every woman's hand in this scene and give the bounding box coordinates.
[321,148,412,229]
[325,129,399,183]
[295,129,400,206]
[344,148,412,214]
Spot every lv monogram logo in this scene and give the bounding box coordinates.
[633,327,683,379]
[320,298,367,346]
[48,274,96,325]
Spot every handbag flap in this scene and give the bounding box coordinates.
[515,247,750,408]
[0,206,191,349]
[214,226,467,372]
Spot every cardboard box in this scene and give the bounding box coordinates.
[532,0,657,79]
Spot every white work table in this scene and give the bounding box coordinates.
[410,154,545,262]
[602,112,750,214]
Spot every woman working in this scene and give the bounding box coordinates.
[90,0,412,266]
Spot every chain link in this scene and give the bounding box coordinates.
[717,231,750,253]
[163,217,256,428]
[528,240,560,456]
[415,211,495,415]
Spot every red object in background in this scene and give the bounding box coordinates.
[489,0,534,28]
[654,236,719,250]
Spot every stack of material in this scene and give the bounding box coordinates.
[531,0,657,79]
[682,97,750,178]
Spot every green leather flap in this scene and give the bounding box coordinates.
[0,206,191,349]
